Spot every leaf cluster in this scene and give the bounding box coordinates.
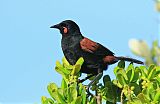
[42,57,160,104]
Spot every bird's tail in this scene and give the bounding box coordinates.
[115,56,144,65]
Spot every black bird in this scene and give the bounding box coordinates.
[50,20,143,94]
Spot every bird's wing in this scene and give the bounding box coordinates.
[80,37,114,57]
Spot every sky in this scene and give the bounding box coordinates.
[0,0,159,103]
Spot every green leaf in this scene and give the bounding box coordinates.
[75,57,84,66]
[126,67,132,81]
[142,88,151,101]
[131,98,142,104]
[62,57,73,70]
[70,86,78,101]
[103,81,116,103]
[62,57,70,66]
[148,65,157,80]
[139,66,148,79]
[114,66,120,76]
[78,83,83,95]
[118,60,125,69]
[81,87,87,104]
[61,78,67,89]
[41,96,47,104]
[103,75,111,86]
[89,96,96,104]
[153,89,160,102]
[71,64,81,75]
[70,57,84,75]
[67,83,78,103]
[129,83,141,95]
[112,79,123,88]
[131,67,140,82]
[126,63,134,82]
[148,64,156,75]
[72,96,82,104]
[156,75,160,84]
[42,98,55,104]
[47,83,58,101]
[137,93,150,104]
[117,69,128,82]
[47,83,65,103]
[55,61,70,75]
[117,73,127,86]
[156,66,160,76]
[90,82,98,91]
[47,83,58,92]
[106,101,115,104]
[57,89,66,104]
[55,61,64,75]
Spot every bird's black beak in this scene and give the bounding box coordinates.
[50,24,60,29]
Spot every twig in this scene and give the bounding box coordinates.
[96,90,102,104]
[96,93,102,104]
[121,90,124,104]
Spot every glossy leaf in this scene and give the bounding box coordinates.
[139,66,148,79]
[137,93,150,104]
[78,83,83,95]
[118,69,128,81]
[62,57,73,70]
[61,78,67,89]
[41,96,47,104]
[62,57,70,66]
[129,83,141,95]
[117,73,127,86]
[112,79,123,88]
[103,75,111,86]
[70,85,78,101]
[114,66,120,76]
[57,89,66,104]
[55,61,70,75]
[55,61,64,75]
[81,87,87,104]
[44,98,55,104]
[71,64,81,75]
[154,89,160,102]
[126,63,134,82]
[118,60,125,69]
[103,81,116,103]
[148,65,157,80]
[75,57,84,66]
[43,57,160,104]
[47,83,59,101]
[131,67,140,82]
[71,96,82,104]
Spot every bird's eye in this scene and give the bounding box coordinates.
[63,27,68,34]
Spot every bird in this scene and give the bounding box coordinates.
[50,20,143,95]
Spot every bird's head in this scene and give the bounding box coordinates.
[50,20,81,36]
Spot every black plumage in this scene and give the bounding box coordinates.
[50,20,143,94]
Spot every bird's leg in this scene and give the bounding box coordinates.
[86,69,103,96]
[78,74,95,83]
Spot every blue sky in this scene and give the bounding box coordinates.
[0,0,159,103]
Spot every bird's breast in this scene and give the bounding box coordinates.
[61,40,81,65]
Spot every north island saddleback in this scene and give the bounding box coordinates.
[50,20,143,95]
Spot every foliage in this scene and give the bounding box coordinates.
[41,57,160,104]
[129,39,160,66]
